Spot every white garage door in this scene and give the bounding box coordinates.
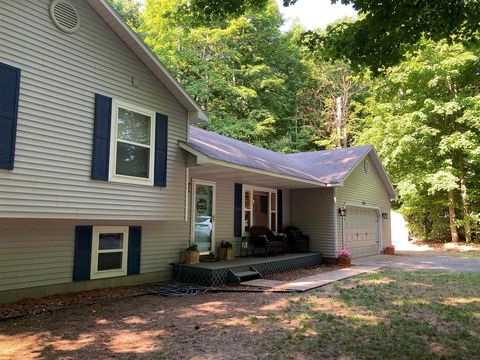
[344,207,379,258]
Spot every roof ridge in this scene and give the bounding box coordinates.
[286,145,373,156]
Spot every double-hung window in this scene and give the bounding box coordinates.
[91,226,129,279]
[109,100,155,185]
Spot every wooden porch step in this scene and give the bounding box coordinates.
[235,270,261,279]
[228,267,262,283]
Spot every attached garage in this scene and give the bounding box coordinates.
[335,154,395,258]
[343,206,380,257]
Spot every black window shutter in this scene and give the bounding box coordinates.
[127,226,142,275]
[0,62,21,170]
[234,183,242,237]
[154,113,168,187]
[277,190,283,232]
[73,226,93,282]
[91,94,112,180]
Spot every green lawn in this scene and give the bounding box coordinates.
[269,270,480,359]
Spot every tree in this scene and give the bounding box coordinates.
[295,56,368,149]
[163,0,480,73]
[107,0,144,35]
[305,0,480,72]
[143,0,310,151]
[357,39,480,242]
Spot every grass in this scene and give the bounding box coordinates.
[1,268,479,359]
[269,270,480,359]
[446,252,480,259]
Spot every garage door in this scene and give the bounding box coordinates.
[344,207,379,258]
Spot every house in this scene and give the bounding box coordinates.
[183,127,395,261]
[0,0,395,302]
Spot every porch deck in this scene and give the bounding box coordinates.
[171,252,323,286]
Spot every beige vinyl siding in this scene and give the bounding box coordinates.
[0,219,189,293]
[0,0,188,220]
[335,153,392,255]
[290,188,336,258]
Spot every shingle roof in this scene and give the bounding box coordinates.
[286,147,373,184]
[187,126,374,185]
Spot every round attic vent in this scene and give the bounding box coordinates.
[50,0,80,33]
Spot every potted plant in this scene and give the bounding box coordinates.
[217,241,234,261]
[384,244,395,255]
[181,244,200,264]
[337,249,352,266]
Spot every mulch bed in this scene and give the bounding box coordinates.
[0,265,344,320]
[0,285,148,320]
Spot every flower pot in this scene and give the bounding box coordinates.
[181,250,200,264]
[338,256,351,266]
[384,247,395,255]
[218,247,234,261]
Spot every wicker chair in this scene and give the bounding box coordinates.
[249,226,285,257]
[284,226,310,252]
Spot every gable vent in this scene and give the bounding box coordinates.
[50,0,80,33]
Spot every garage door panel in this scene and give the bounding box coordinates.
[344,207,379,258]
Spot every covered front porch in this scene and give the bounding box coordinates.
[175,126,345,287]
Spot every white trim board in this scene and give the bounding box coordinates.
[190,179,216,255]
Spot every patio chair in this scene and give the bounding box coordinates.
[250,226,286,257]
[284,226,310,253]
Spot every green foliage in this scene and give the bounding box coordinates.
[357,40,480,240]
[108,0,480,242]
[143,0,317,151]
[143,0,480,73]
[305,0,480,72]
[106,0,144,35]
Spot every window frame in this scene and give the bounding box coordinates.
[90,226,129,280]
[109,99,156,186]
[242,185,278,236]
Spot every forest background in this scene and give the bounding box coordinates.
[108,0,480,243]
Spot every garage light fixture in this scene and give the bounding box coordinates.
[338,207,347,217]
[382,212,389,219]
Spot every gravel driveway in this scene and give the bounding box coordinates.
[355,251,480,272]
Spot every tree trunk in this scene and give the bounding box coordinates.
[458,156,471,242]
[447,190,459,243]
[335,96,342,148]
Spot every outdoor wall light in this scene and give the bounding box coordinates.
[382,212,389,219]
[338,207,347,217]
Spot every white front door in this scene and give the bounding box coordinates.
[191,179,216,254]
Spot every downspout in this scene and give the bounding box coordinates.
[333,188,338,256]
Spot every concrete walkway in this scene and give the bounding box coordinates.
[241,265,380,292]
[355,251,480,273]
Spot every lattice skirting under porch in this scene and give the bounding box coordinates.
[171,253,323,286]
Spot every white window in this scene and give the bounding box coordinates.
[242,185,278,236]
[109,100,155,185]
[91,226,129,279]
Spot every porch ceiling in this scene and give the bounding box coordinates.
[188,163,326,189]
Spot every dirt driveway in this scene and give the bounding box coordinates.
[355,250,480,272]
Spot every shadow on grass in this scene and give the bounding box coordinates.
[0,270,479,359]
[271,270,480,359]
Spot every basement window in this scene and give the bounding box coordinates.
[91,226,129,279]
